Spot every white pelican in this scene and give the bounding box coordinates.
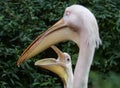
[17,5,101,88]
[35,46,73,88]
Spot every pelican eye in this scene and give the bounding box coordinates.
[65,11,70,16]
[66,58,70,62]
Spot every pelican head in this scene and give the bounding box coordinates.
[35,46,73,88]
[17,5,101,66]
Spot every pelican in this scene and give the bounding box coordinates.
[17,5,101,88]
[35,45,73,88]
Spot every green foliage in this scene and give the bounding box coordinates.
[89,72,120,88]
[0,0,120,88]
[89,0,120,73]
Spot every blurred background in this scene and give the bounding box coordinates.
[0,0,120,88]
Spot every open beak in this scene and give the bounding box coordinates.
[51,45,64,61]
[35,45,69,85]
[17,18,79,66]
[35,58,68,85]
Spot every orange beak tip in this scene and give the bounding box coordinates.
[17,59,22,67]
[17,63,20,67]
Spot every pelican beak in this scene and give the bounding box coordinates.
[35,58,68,85]
[17,18,79,66]
[35,46,69,85]
[51,45,65,61]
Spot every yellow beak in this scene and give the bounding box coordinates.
[35,58,68,85]
[17,19,80,66]
[35,45,69,85]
